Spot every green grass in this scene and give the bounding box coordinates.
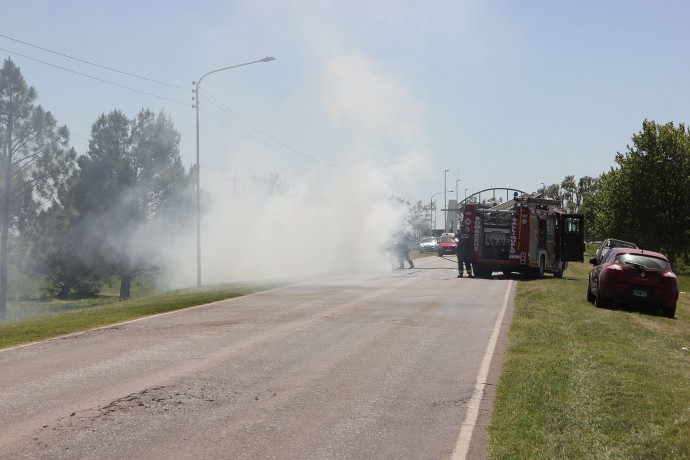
[489,251,690,459]
[0,284,276,349]
[678,272,690,293]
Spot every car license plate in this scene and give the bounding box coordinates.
[633,289,647,298]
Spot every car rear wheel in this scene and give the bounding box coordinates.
[594,285,607,308]
[587,278,595,303]
[664,303,676,318]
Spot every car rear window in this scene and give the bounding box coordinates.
[440,236,456,243]
[616,253,671,271]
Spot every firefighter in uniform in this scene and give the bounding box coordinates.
[394,232,415,269]
[456,227,473,277]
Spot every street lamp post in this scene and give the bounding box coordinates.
[455,176,461,204]
[194,56,275,287]
[430,190,453,235]
[444,169,450,232]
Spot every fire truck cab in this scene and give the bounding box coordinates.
[460,194,585,278]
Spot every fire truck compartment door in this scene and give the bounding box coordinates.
[559,214,585,262]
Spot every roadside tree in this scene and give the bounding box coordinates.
[405,200,429,241]
[560,175,598,213]
[574,176,598,213]
[560,176,577,212]
[0,58,76,318]
[251,171,289,195]
[583,120,690,267]
[542,183,562,202]
[64,109,190,300]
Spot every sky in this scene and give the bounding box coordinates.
[2,0,689,287]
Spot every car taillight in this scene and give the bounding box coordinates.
[662,271,678,288]
[605,264,623,272]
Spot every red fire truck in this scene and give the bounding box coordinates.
[459,194,585,278]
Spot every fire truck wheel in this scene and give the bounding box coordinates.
[473,265,491,278]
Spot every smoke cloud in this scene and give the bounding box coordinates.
[162,52,433,287]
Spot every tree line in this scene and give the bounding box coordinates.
[0,58,194,319]
[534,121,689,269]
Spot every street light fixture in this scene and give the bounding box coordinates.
[193,56,275,287]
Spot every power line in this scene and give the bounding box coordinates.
[199,107,333,167]
[200,89,332,166]
[0,46,190,106]
[0,35,333,167]
[0,33,188,90]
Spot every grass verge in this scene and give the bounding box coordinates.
[0,284,274,349]
[488,257,690,459]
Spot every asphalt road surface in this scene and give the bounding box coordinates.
[0,256,515,460]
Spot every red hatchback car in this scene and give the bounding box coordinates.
[437,233,458,257]
[587,247,679,318]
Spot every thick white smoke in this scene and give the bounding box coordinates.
[161,52,433,287]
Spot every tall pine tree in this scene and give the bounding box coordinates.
[65,109,190,300]
[0,58,75,318]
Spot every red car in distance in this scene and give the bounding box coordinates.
[587,247,679,318]
[437,233,457,257]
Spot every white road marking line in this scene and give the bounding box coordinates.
[451,279,514,459]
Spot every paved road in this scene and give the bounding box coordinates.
[0,256,515,459]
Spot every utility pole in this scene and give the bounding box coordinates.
[444,169,450,232]
[193,56,275,287]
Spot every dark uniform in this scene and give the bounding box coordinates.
[456,229,473,277]
[394,234,414,269]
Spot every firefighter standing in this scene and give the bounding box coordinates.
[457,227,473,277]
[394,232,414,269]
